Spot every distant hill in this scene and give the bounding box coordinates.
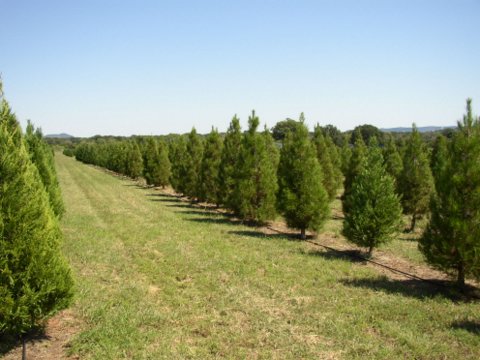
[380,126,455,133]
[45,133,74,139]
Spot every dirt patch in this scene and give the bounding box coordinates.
[2,309,82,360]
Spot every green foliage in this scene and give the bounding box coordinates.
[317,124,344,147]
[342,138,402,256]
[278,120,330,238]
[340,140,352,175]
[24,121,65,217]
[199,127,223,204]
[125,141,144,179]
[350,124,384,145]
[218,116,243,212]
[143,138,171,187]
[0,92,73,336]
[271,117,301,141]
[343,129,367,211]
[399,124,434,231]
[235,111,278,222]
[313,125,339,200]
[383,135,403,188]
[419,99,480,286]
[430,134,448,191]
[169,136,188,194]
[183,128,204,200]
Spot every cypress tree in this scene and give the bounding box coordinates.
[342,130,367,212]
[383,135,403,188]
[278,120,330,239]
[24,121,65,217]
[0,89,73,337]
[399,124,434,232]
[184,128,204,200]
[419,99,480,286]
[343,137,402,256]
[125,141,144,179]
[236,111,277,223]
[169,136,188,194]
[313,125,338,201]
[199,127,223,204]
[218,115,243,212]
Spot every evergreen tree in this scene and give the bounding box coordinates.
[125,141,143,179]
[419,99,480,286]
[199,127,223,204]
[24,121,65,217]
[184,128,204,200]
[0,88,73,337]
[342,129,367,212]
[218,115,243,211]
[235,111,278,222]
[340,138,352,176]
[169,136,188,194]
[325,135,343,188]
[156,140,171,188]
[313,125,338,200]
[430,134,448,191]
[383,135,403,188]
[399,124,434,232]
[278,120,330,239]
[143,138,171,187]
[343,138,402,256]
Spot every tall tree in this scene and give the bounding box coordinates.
[184,128,204,200]
[125,141,144,179]
[343,129,367,211]
[218,115,243,212]
[399,124,434,232]
[143,138,171,187]
[313,125,338,200]
[430,134,448,191]
[235,111,278,222]
[278,120,330,239]
[169,136,188,194]
[419,99,480,286]
[24,121,65,217]
[383,135,403,188]
[199,127,223,204]
[0,86,73,338]
[343,138,402,256]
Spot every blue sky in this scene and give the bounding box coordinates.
[1,0,479,136]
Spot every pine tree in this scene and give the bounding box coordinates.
[0,89,73,337]
[399,124,434,232]
[383,135,403,188]
[218,115,243,212]
[143,138,170,187]
[343,138,402,256]
[278,120,330,239]
[199,127,223,204]
[430,134,448,191]
[24,121,65,217]
[125,141,144,179]
[342,130,367,212]
[313,125,338,201]
[419,99,480,286]
[169,136,188,194]
[340,138,352,176]
[235,111,278,223]
[325,135,343,189]
[184,128,204,200]
[156,140,171,188]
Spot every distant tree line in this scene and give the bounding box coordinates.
[70,101,480,287]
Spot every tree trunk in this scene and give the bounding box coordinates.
[410,213,417,232]
[457,262,465,288]
[22,336,26,360]
[367,246,374,258]
[300,228,306,240]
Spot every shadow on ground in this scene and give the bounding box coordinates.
[0,329,50,357]
[341,277,479,302]
[305,248,368,263]
[451,320,480,334]
[228,230,296,241]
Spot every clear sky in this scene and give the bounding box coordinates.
[1,0,479,137]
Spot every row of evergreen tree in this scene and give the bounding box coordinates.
[72,102,480,286]
[0,82,73,340]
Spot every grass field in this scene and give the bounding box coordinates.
[55,154,480,359]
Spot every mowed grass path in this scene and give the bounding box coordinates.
[57,154,480,359]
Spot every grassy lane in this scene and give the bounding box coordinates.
[57,154,480,359]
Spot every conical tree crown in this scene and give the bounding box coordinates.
[184,128,204,199]
[0,92,73,336]
[383,135,403,187]
[313,125,338,200]
[169,136,188,194]
[343,137,402,255]
[278,120,330,236]
[200,127,223,204]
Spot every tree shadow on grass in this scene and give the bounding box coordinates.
[228,230,295,241]
[305,248,368,263]
[187,217,243,226]
[341,277,478,302]
[451,320,480,334]
[0,329,50,357]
